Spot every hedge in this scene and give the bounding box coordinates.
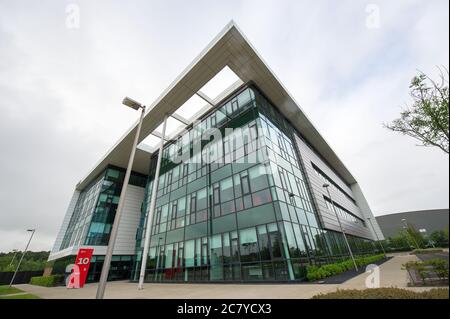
[312,288,449,299]
[306,254,386,281]
[411,248,444,255]
[30,275,65,287]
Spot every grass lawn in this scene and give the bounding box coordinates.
[0,285,23,295]
[0,285,41,299]
[0,293,41,299]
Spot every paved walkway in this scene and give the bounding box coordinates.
[14,253,436,299]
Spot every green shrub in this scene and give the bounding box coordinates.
[312,288,449,299]
[411,248,444,255]
[306,254,386,281]
[403,258,449,284]
[30,275,64,287]
[427,259,449,280]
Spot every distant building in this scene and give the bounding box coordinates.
[376,209,449,238]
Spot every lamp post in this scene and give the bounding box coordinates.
[401,218,420,249]
[9,229,35,287]
[323,183,358,271]
[8,249,18,267]
[138,115,168,290]
[367,217,386,255]
[95,97,146,299]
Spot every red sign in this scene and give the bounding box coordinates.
[67,248,94,289]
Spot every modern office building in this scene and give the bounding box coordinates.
[376,209,449,239]
[48,22,384,283]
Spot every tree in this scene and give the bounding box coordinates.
[384,67,449,154]
[0,250,50,271]
[402,224,425,249]
[428,229,449,247]
[386,234,409,250]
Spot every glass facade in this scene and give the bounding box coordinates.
[86,255,134,282]
[50,254,134,283]
[60,165,147,250]
[133,85,377,282]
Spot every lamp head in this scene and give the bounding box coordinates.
[122,96,143,110]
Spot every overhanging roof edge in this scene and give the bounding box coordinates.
[76,20,358,191]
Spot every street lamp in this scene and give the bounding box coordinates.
[95,97,146,299]
[322,183,358,271]
[9,229,35,287]
[367,217,386,255]
[401,218,420,249]
[138,114,168,290]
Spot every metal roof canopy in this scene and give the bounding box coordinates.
[76,21,357,191]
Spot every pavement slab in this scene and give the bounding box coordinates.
[13,253,443,299]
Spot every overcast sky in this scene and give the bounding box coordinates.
[0,0,448,253]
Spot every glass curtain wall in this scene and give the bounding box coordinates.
[60,165,147,250]
[134,85,376,282]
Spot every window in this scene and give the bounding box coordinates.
[216,107,226,126]
[165,244,174,269]
[222,233,231,263]
[171,201,178,220]
[267,223,283,259]
[249,165,269,192]
[221,200,236,215]
[201,237,208,265]
[160,204,168,223]
[185,240,195,267]
[257,225,271,261]
[213,184,220,205]
[292,224,307,257]
[231,231,239,262]
[106,169,120,179]
[252,189,272,206]
[261,262,275,280]
[210,236,223,280]
[239,227,259,262]
[190,193,197,213]
[220,177,234,203]
[324,196,364,226]
[197,188,207,212]
[237,88,252,109]
[283,222,299,258]
[213,183,221,218]
[313,163,356,204]
[233,174,242,197]
[210,234,223,263]
[177,197,186,217]
[196,210,208,223]
[240,173,250,195]
[242,263,263,281]
[176,217,185,228]
[232,99,238,113]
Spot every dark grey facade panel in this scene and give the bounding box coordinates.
[293,134,375,240]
